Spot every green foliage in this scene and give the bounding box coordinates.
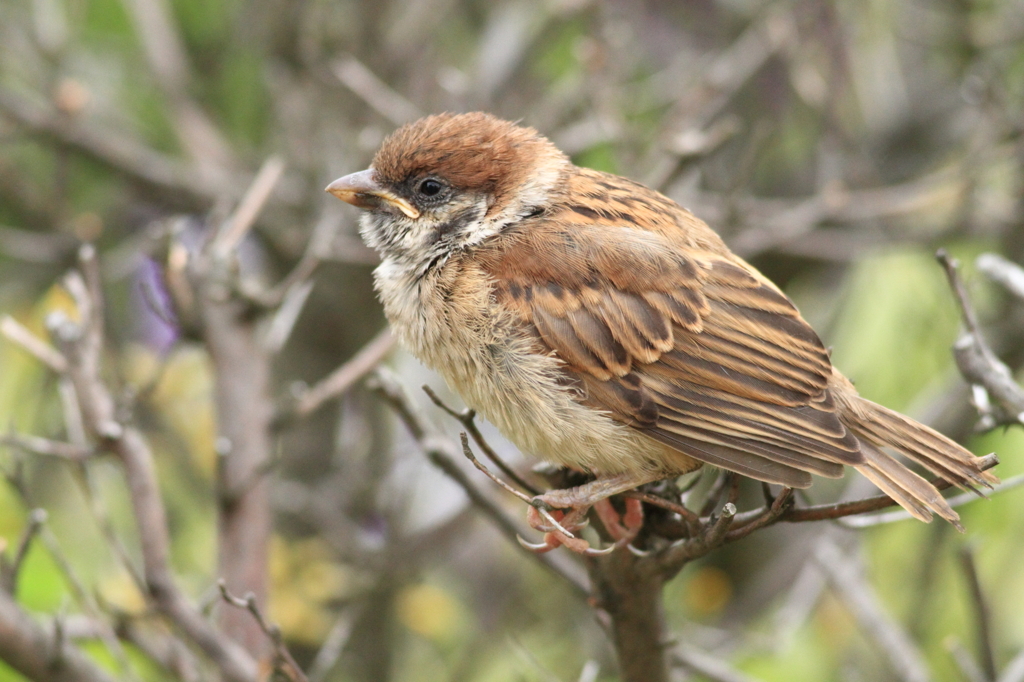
[830,249,962,410]
[211,48,270,147]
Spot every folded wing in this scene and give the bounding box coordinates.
[477,205,864,489]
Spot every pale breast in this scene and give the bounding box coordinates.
[373,255,690,477]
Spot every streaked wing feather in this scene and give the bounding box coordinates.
[643,427,815,488]
[477,168,865,482]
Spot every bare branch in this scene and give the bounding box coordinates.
[622,490,700,529]
[959,545,998,681]
[46,266,258,681]
[723,488,794,542]
[120,0,235,173]
[422,384,540,496]
[369,368,589,598]
[277,328,395,426]
[308,611,357,682]
[212,156,286,258]
[785,453,1000,524]
[0,315,68,372]
[816,541,932,682]
[945,636,988,682]
[262,280,314,353]
[0,433,92,461]
[0,87,228,205]
[0,508,47,594]
[1000,649,1024,682]
[0,466,138,679]
[672,643,763,682]
[331,56,422,126]
[653,503,736,572]
[218,581,309,682]
[977,252,1024,301]
[937,249,1024,428]
[114,618,202,682]
[0,588,119,682]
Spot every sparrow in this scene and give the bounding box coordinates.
[327,112,996,552]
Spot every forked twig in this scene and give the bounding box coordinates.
[937,249,1024,427]
[456,433,577,540]
[0,508,47,594]
[369,368,589,597]
[423,385,540,495]
[218,580,309,682]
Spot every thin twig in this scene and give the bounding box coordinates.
[121,0,234,174]
[113,617,203,682]
[1000,649,1024,682]
[945,636,988,682]
[331,56,423,126]
[212,156,286,257]
[672,643,763,682]
[937,249,1024,427]
[0,86,226,205]
[0,586,119,682]
[654,503,737,573]
[977,253,1024,301]
[783,453,1000,523]
[622,490,700,527]
[723,488,794,543]
[218,580,309,682]
[308,610,357,682]
[422,384,540,495]
[0,432,92,460]
[959,545,998,681]
[699,471,729,517]
[48,264,258,682]
[2,463,140,680]
[370,368,589,598]
[1,508,47,594]
[277,328,395,427]
[262,279,314,353]
[0,315,68,372]
[838,468,1020,529]
[816,541,932,682]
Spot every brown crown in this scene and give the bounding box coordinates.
[371,112,567,209]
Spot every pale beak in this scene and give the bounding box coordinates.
[325,169,421,219]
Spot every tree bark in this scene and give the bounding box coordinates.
[202,294,274,660]
[0,589,118,682]
[587,550,668,682]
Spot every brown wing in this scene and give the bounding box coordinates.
[476,174,864,488]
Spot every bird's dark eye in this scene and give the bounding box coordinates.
[417,178,444,197]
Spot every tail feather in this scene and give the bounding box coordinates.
[842,396,997,531]
[851,400,998,490]
[855,442,962,531]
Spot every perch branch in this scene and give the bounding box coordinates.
[369,368,589,598]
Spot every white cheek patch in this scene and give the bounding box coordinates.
[475,156,565,241]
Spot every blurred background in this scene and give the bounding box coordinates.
[1,0,1023,680]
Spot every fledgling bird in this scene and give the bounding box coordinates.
[327,112,996,552]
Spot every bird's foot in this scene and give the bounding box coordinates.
[517,492,645,556]
[519,504,611,555]
[594,497,644,552]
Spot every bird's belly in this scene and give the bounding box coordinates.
[378,263,688,476]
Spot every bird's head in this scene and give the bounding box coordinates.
[326,112,569,271]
